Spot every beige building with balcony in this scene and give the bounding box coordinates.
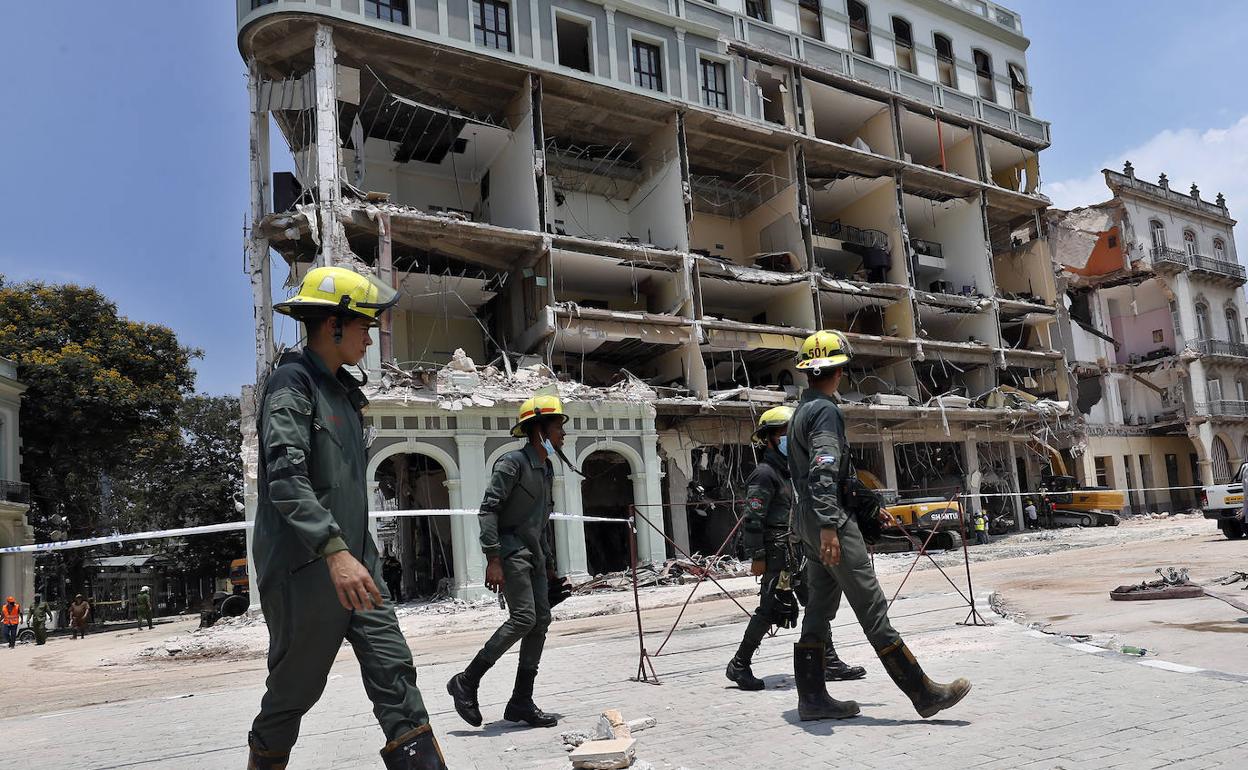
[1053,163,1245,513]
[237,0,1065,598]
[0,357,34,603]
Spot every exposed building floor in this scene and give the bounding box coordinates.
[3,517,1244,768]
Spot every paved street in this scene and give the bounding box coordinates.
[7,575,1246,769]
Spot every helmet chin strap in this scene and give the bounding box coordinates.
[538,423,584,477]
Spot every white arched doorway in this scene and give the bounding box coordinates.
[579,449,636,575]
[1212,435,1233,483]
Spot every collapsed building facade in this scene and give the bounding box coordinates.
[237,0,1063,598]
[1051,163,1245,514]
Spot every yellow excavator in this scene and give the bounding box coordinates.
[858,470,965,552]
[1031,442,1125,527]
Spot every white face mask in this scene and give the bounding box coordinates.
[542,438,556,456]
[778,436,789,456]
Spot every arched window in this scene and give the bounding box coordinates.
[1213,435,1232,481]
[1214,237,1227,260]
[1195,302,1211,340]
[1008,62,1029,114]
[848,1,872,58]
[892,17,915,73]
[1150,220,1167,250]
[934,33,956,88]
[1228,307,1242,344]
[1183,229,1197,256]
[973,49,994,101]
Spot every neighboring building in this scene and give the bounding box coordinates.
[1051,162,1244,514]
[0,356,34,603]
[236,0,1061,598]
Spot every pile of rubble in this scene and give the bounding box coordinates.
[371,349,659,409]
[560,709,660,769]
[573,555,750,593]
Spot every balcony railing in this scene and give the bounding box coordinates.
[1189,254,1247,282]
[1204,400,1248,417]
[1195,338,1248,359]
[0,480,30,505]
[1149,246,1188,270]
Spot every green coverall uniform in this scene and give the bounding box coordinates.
[249,349,429,754]
[788,388,902,652]
[27,601,51,645]
[476,443,556,670]
[136,591,153,630]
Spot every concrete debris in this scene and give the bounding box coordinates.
[560,730,593,751]
[574,555,749,593]
[569,738,636,769]
[595,709,629,740]
[626,717,657,734]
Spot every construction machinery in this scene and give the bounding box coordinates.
[858,470,965,552]
[1027,440,1125,527]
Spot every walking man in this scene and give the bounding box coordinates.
[447,394,567,730]
[68,595,90,639]
[136,586,155,630]
[726,406,865,690]
[247,266,444,769]
[27,595,51,645]
[2,596,19,648]
[788,330,971,721]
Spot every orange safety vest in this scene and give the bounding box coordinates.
[1,602,20,625]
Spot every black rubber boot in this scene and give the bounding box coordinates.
[380,725,448,770]
[503,667,558,727]
[878,639,971,718]
[726,656,765,690]
[794,643,860,721]
[446,653,492,727]
[245,732,288,770]
[824,643,867,681]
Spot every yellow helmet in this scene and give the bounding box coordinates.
[274,266,399,323]
[511,394,569,438]
[796,330,852,371]
[751,406,794,443]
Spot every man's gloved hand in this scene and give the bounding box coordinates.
[548,576,573,608]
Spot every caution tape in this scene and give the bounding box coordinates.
[961,484,1207,499]
[0,510,628,554]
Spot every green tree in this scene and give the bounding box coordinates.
[0,277,199,591]
[119,395,245,577]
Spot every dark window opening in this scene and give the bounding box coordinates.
[365,0,409,25]
[848,1,872,58]
[973,49,994,101]
[473,0,512,52]
[632,40,663,92]
[799,0,822,40]
[892,16,915,73]
[745,0,770,23]
[701,59,729,110]
[1008,63,1029,114]
[556,15,593,73]
[935,34,957,87]
[251,0,278,8]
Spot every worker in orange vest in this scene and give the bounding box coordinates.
[2,596,20,649]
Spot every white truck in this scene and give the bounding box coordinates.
[1201,462,1247,539]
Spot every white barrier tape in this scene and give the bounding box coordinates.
[0,510,628,554]
[958,484,1206,499]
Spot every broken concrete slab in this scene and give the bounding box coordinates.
[569,738,636,770]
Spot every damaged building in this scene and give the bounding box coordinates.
[236,0,1063,598]
[1051,163,1246,514]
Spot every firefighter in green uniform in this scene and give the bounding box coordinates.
[446,394,568,730]
[788,330,972,721]
[726,406,866,690]
[26,595,51,645]
[136,586,154,630]
[247,266,445,770]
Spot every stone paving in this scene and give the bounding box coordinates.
[7,583,1246,769]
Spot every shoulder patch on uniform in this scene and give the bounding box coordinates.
[747,496,765,510]
[814,454,837,466]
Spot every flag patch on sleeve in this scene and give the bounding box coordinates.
[815,454,837,467]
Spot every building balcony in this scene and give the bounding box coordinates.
[0,480,30,506]
[1194,338,1248,360]
[1149,246,1189,272]
[1202,400,1248,419]
[1189,254,1246,284]
[237,0,1049,146]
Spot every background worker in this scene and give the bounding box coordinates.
[726,406,865,691]
[447,395,567,730]
[788,330,971,722]
[68,595,90,639]
[2,596,19,648]
[247,266,444,770]
[382,550,403,604]
[974,511,990,545]
[136,586,154,630]
[1024,498,1038,529]
[27,595,51,645]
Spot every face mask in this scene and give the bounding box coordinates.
[542,438,556,456]
[777,436,789,456]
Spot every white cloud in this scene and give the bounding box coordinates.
[1045,115,1248,244]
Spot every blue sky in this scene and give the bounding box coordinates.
[1,1,1246,395]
